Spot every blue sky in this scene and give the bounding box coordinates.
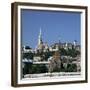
[21,9,81,49]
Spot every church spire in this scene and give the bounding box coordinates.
[38,27,43,45]
[40,27,42,37]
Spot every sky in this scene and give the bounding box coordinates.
[21,9,81,49]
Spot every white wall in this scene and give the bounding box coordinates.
[0,0,90,90]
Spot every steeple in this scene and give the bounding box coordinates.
[38,27,43,45]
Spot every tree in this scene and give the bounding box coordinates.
[60,48,67,55]
[31,64,48,74]
[22,52,33,59]
[23,63,32,75]
[66,64,77,72]
[67,48,80,57]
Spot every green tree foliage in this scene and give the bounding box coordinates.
[22,52,33,59]
[31,64,48,74]
[60,48,67,55]
[60,48,80,57]
[67,48,80,57]
[66,64,77,72]
[44,51,54,60]
[23,64,48,74]
[23,63,32,75]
